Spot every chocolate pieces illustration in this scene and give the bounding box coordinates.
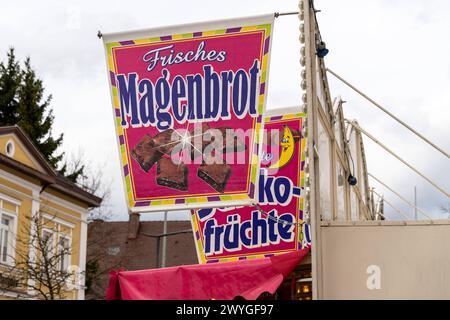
[131,129,181,173]
[156,158,188,191]
[197,162,231,193]
[153,129,182,155]
[189,123,211,160]
[131,126,241,194]
[131,134,163,172]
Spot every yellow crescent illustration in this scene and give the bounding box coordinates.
[269,125,296,169]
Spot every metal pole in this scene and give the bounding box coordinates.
[368,173,432,220]
[348,120,449,197]
[327,68,449,158]
[301,0,321,300]
[161,211,168,268]
[156,236,161,268]
[274,11,299,18]
[414,186,418,220]
[372,190,410,220]
[139,227,193,269]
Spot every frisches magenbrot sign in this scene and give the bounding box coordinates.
[102,15,274,212]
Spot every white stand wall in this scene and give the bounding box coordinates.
[321,220,450,299]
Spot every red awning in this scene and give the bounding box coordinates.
[105,247,310,300]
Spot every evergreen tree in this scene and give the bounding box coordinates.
[16,57,64,168]
[0,48,21,125]
[0,48,82,182]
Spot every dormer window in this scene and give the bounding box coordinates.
[5,140,14,157]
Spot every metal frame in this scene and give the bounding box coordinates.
[348,120,448,197]
[301,0,321,300]
[326,68,449,158]
[301,0,378,299]
[369,173,432,220]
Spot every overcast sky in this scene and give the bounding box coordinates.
[0,0,448,221]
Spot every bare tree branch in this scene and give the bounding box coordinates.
[60,150,113,221]
[2,210,83,300]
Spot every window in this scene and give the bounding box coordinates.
[5,140,15,157]
[0,198,18,266]
[41,216,73,277]
[58,236,71,272]
[41,229,54,262]
[0,215,14,264]
[40,229,56,279]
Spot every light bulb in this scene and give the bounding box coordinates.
[300,57,306,66]
[299,34,305,44]
[301,80,307,90]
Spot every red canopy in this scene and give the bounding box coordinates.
[106,247,310,300]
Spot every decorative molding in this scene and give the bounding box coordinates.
[0,191,22,206]
[0,168,41,193]
[42,213,76,229]
[41,191,88,216]
[0,288,32,299]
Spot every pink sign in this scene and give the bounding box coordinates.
[102,15,274,212]
[191,112,311,263]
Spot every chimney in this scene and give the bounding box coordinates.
[127,212,141,239]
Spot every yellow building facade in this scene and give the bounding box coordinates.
[0,126,101,300]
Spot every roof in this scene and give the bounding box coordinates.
[0,125,102,207]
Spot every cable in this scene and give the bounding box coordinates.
[252,203,306,228]
[327,68,449,159]
[347,120,449,198]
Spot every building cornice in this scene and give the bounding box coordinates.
[41,191,87,216]
[0,126,102,208]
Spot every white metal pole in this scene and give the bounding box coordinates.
[414,186,418,220]
[301,0,321,300]
[161,211,168,268]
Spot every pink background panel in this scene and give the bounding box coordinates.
[112,31,265,200]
